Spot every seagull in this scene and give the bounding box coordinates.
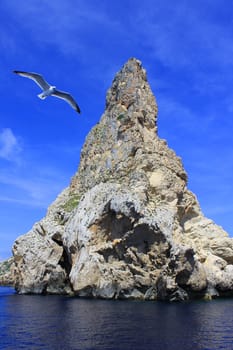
[13,70,81,113]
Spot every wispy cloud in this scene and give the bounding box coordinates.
[0,161,70,208]
[0,130,77,209]
[0,195,43,208]
[1,1,122,58]
[132,1,233,70]
[0,128,21,162]
[0,0,233,250]
[3,0,232,101]
[157,95,216,140]
[2,0,233,74]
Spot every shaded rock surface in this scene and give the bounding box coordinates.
[12,58,233,300]
[0,257,15,286]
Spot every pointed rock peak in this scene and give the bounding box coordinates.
[12,58,233,302]
[71,58,184,193]
[105,57,158,131]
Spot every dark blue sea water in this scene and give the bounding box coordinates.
[1,287,233,350]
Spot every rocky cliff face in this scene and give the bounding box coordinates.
[0,258,14,286]
[12,58,233,301]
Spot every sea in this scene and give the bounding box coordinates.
[0,287,233,350]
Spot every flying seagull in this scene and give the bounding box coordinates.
[13,70,81,113]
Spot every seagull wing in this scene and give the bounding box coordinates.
[13,71,50,90]
[52,90,81,113]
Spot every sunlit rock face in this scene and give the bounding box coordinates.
[12,58,233,301]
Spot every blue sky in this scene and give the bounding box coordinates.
[0,0,233,260]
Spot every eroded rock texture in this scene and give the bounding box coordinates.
[0,257,15,286]
[12,58,233,300]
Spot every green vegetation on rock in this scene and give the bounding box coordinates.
[62,194,81,212]
[0,259,12,275]
[117,113,125,121]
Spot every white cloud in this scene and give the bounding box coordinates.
[1,1,121,57]
[0,195,49,208]
[0,132,75,209]
[157,96,213,136]
[127,1,233,77]
[2,0,233,73]
[0,128,21,162]
[0,165,69,209]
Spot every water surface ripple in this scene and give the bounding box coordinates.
[0,287,233,349]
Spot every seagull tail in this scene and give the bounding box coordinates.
[37,92,47,100]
